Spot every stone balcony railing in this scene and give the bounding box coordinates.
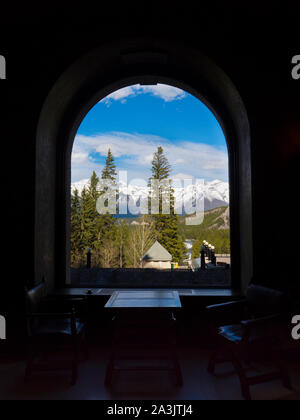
[70,267,231,288]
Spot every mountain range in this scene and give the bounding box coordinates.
[71,178,229,214]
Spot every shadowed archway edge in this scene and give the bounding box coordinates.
[35,37,252,293]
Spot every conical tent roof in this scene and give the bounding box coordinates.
[142,240,172,262]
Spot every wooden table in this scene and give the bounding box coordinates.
[104,290,183,387]
[105,290,182,309]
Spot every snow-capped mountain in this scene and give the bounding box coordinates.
[71,179,229,213]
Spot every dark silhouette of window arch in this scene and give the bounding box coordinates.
[35,38,252,292]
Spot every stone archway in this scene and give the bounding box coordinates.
[35,38,252,292]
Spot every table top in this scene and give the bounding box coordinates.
[105,290,182,309]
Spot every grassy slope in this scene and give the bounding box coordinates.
[178,206,229,239]
[116,206,230,254]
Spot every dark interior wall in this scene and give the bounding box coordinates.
[1,4,300,328]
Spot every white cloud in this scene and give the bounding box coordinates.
[100,83,186,105]
[72,131,228,183]
[172,173,194,180]
[139,84,186,102]
[102,86,137,103]
[71,152,89,165]
[71,144,89,165]
[173,158,185,164]
[71,143,103,181]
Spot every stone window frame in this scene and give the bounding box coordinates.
[35,38,252,293]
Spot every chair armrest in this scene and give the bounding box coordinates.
[41,297,86,308]
[40,297,88,318]
[206,299,247,325]
[43,297,86,303]
[241,313,282,328]
[206,299,247,312]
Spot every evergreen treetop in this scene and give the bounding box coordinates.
[101,148,117,181]
[150,146,171,181]
[88,170,100,200]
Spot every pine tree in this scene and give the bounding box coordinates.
[70,188,83,266]
[151,146,171,180]
[149,146,186,263]
[88,170,100,201]
[96,149,118,266]
[70,152,119,269]
[86,171,103,250]
[80,186,97,252]
[101,148,117,181]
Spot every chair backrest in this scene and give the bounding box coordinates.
[246,284,285,317]
[25,279,47,313]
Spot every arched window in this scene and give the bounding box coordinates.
[70,83,231,287]
[35,39,252,292]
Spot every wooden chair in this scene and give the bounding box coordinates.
[25,279,88,385]
[206,284,292,400]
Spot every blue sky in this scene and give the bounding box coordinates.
[72,84,228,184]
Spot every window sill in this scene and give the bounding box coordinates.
[51,287,242,298]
